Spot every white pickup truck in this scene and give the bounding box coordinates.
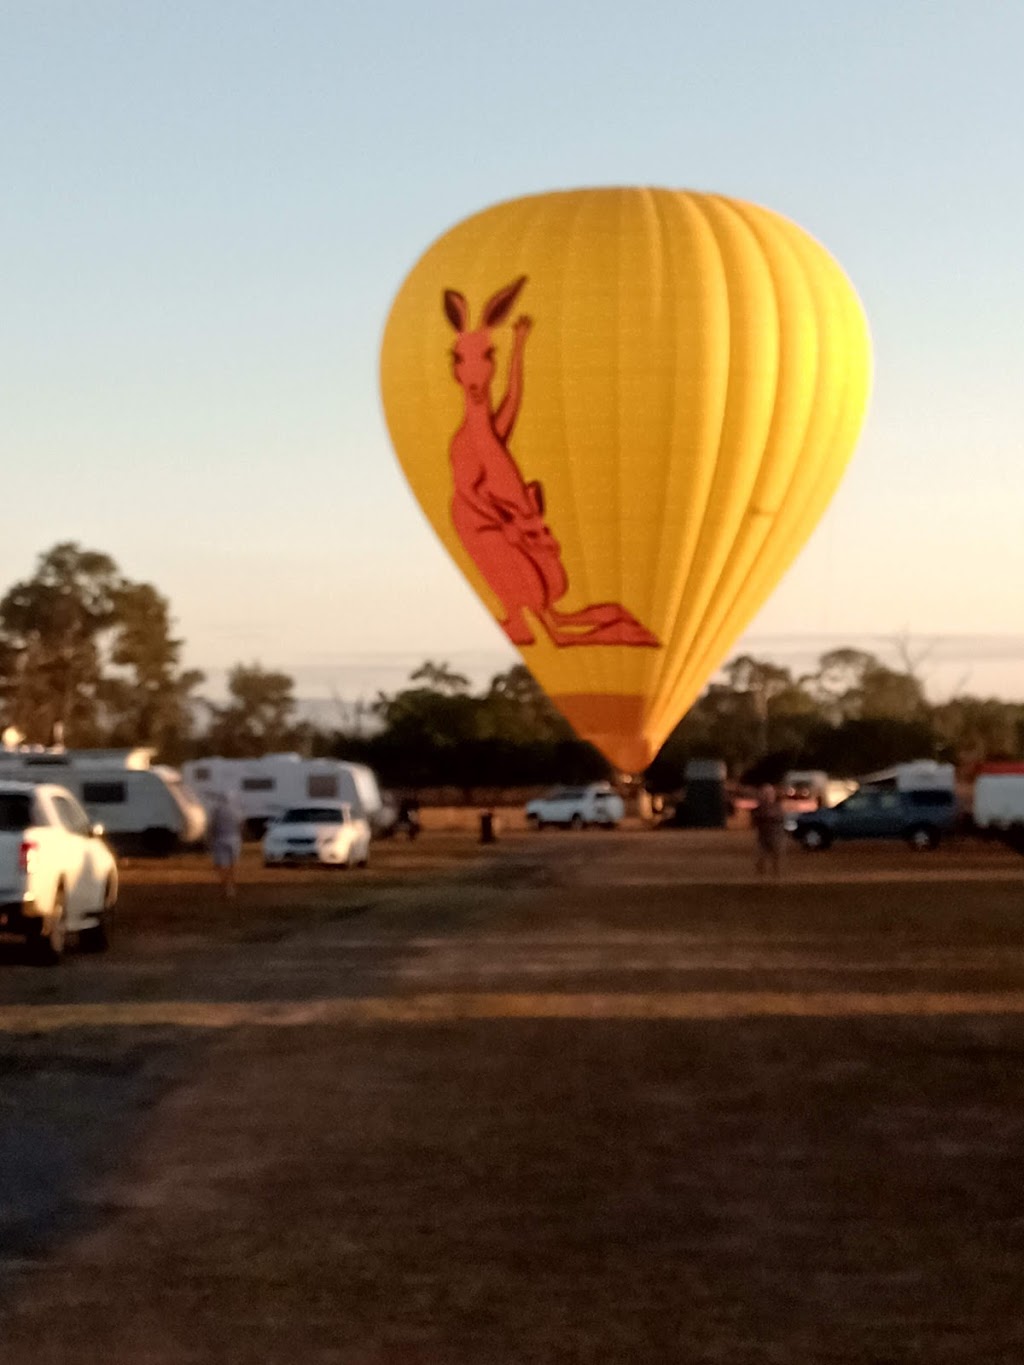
[0,782,118,963]
[525,783,625,830]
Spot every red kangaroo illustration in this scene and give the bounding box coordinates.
[444,276,659,649]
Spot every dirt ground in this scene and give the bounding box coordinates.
[1,828,1024,1363]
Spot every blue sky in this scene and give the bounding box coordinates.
[2,1,1022,703]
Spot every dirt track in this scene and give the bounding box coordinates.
[2,829,1024,1363]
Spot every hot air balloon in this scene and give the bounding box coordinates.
[380,188,871,773]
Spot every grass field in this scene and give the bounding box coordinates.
[2,828,1023,1362]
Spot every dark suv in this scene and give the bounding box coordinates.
[787,787,957,851]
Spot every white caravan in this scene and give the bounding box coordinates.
[973,769,1024,832]
[182,754,387,837]
[0,748,207,854]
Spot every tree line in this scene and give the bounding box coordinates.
[2,544,1022,788]
[0,544,297,761]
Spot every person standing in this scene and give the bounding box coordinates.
[208,791,243,900]
[752,783,786,878]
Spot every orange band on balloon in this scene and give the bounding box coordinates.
[549,694,654,774]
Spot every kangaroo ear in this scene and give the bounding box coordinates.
[481,276,527,328]
[443,290,469,331]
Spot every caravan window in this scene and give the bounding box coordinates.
[194,765,211,782]
[82,781,127,805]
[307,774,339,799]
[242,777,275,792]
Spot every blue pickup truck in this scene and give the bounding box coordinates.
[786,786,958,851]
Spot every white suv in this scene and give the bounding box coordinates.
[0,782,119,963]
[525,783,625,830]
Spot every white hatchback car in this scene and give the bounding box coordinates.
[262,803,371,868]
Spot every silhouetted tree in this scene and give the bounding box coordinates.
[0,543,199,751]
[204,664,297,756]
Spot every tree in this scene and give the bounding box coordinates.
[931,696,1024,766]
[722,654,801,755]
[103,582,204,757]
[330,661,606,792]
[804,647,880,722]
[0,543,202,753]
[409,660,470,695]
[858,662,927,721]
[204,664,297,756]
[0,544,123,745]
[801,716,938,775]
[481,665,573,744]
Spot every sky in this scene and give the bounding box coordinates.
[2,0,1022,706]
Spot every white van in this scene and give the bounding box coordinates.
[182,754,387,838]
[0,749,207,854]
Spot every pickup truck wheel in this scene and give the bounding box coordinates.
[907,825,939,851]
[79,876,116,954]
[570,814,584,831]
[78,918,109,952]
[33,886,67,965]
[799,826,831,852]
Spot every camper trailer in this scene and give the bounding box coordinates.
[858,760,956,793]
[972,763,1024,835]
[182,754,387,838]
[0,748,207,853]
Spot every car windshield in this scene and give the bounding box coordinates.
[278,807,345,824]
[546,787,585,800]
[0,792,33,831]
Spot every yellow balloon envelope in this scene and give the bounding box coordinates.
[380,188,871,772]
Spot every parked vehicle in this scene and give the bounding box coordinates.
[183,755,388,838]
[525,783,624,830]
[787,785,958,851]
[858,760,956,794]
[0,782,118,962]
[972,764,1024,830]
[779,769,856,809]
[970,763,1024,854]
[262,803,371,868]
[0,748,206,854]
[665,759,729,828]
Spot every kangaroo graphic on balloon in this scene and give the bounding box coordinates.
[443,275,658,649]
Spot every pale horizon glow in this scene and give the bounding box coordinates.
[3,2,1022,711]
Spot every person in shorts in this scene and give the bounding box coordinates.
[208,791,243,900]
